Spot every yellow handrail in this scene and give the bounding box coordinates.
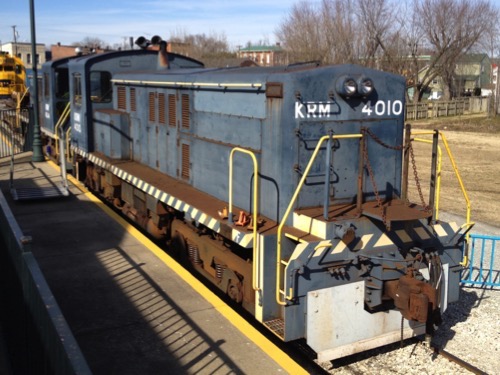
[15,87,30,130]
[228,147,261,291]
[66,126,72,163]
[54,102,71,155]
[411,130,473,266]
[276,133,363,306]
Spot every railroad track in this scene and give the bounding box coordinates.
[316,333,491,375]
[431,345,488,375]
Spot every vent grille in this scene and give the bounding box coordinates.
[168,94,176,127]
[181,94,190,129]
[117,86,126,110]
[181,143,190,180]
[130,88,136,112]
[158,93,166,124]
[148,92,156,122]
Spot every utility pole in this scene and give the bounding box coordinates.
[11,25,18,55]
[29,0,44,162]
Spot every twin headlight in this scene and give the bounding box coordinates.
[336,75,374,98]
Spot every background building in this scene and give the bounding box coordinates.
[1,41,46,71]
[237,44,286,66]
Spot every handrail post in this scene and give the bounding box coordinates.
[401,124,411,201]
[323,132,333,220]
[429,130,439,222]
[356,132,365,213]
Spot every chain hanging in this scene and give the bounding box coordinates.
[408,143,432,213]
[362,128,432,228]
[362,129,389,230]
[364,128,404,151]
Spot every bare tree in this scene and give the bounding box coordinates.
[322,0,360,64]
[414,0,497,101]
[73,37,107,50]
[276,0,401,67]
[170,31,229,55]
[356,0,393,68]
[393,0,430,101]
[275,2,326,63]
[169,30,234,67]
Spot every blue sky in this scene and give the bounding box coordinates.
[3,0,500,51]
[0,0,305,50]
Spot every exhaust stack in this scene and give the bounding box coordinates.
[158,40,169,70]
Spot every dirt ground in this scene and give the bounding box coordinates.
[407,114,500,228]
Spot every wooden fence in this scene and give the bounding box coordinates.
[405,97,491,120]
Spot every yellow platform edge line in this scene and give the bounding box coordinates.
[49,161,307,375]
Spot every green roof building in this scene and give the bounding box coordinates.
[237,44,286,66]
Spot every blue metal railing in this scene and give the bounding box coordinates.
[0,107,32,158]
[461,234,500,288]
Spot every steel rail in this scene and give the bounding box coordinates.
[432,345,488,375]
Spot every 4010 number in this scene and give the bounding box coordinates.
[362,100,403,116]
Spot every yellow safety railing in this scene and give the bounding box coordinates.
[228,147,261,291]
[411,130,473,266]
[15,87,30,130]
[65,126,72,163]
[276,133,363,305]
[54,102,71,156]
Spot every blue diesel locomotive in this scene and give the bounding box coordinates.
[40,41,469,361]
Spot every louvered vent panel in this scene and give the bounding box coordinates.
[117,86,126,110]
[130,88,136,112]
[148,92,156,122]
[158,93,166,124]
[181,144,190,180]
[181,94,190,129]
[168,94,176,127]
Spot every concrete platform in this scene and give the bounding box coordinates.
[0,155,308,374]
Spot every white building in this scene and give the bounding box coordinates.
[1,42,46,70]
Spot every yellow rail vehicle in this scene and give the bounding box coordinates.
[0,51,27,99]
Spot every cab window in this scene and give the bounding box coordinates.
[90,71,112,103]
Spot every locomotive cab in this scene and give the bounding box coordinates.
[40,56,80,143]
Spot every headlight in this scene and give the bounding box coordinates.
[336,75,357,97]
[357,77,374,96]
